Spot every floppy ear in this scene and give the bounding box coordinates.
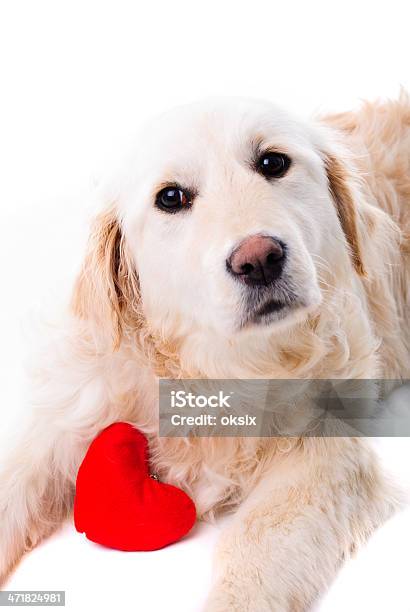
[324,153,367,277]
[71,206,140,348]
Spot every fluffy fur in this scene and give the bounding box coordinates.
[1,94,409,611]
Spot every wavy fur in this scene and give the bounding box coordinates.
[1,95,409,610]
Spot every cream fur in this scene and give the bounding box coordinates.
[0,94,409,611]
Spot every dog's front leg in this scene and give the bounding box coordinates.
[0,335,138,586]
[204,438,400,612]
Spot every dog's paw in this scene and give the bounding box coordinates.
[0,543,18,588]
[0,505,27,587]
[203,580,275,612]
[203,575,311,612]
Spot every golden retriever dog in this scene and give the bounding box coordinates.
[1,93,409,610]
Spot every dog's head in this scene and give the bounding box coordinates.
[73,98,367,354]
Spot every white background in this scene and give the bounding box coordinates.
[1,1,410,610]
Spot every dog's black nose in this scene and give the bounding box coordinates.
[226,235,286,286]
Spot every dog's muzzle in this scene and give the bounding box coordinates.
[226,234,286,287]
[226,234,303,327]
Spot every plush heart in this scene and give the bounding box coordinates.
[74,422,196,551]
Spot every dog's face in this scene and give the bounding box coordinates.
[115,99,362,341]
[74,98,365,352]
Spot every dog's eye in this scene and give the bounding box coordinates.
[155,186,192,213]
[257,152,291,179]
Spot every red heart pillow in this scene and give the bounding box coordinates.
[74,422,196,551]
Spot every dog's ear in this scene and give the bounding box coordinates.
[71,207,140,348]
[324,153,366,277]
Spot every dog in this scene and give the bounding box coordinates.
[1,94,409,610]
